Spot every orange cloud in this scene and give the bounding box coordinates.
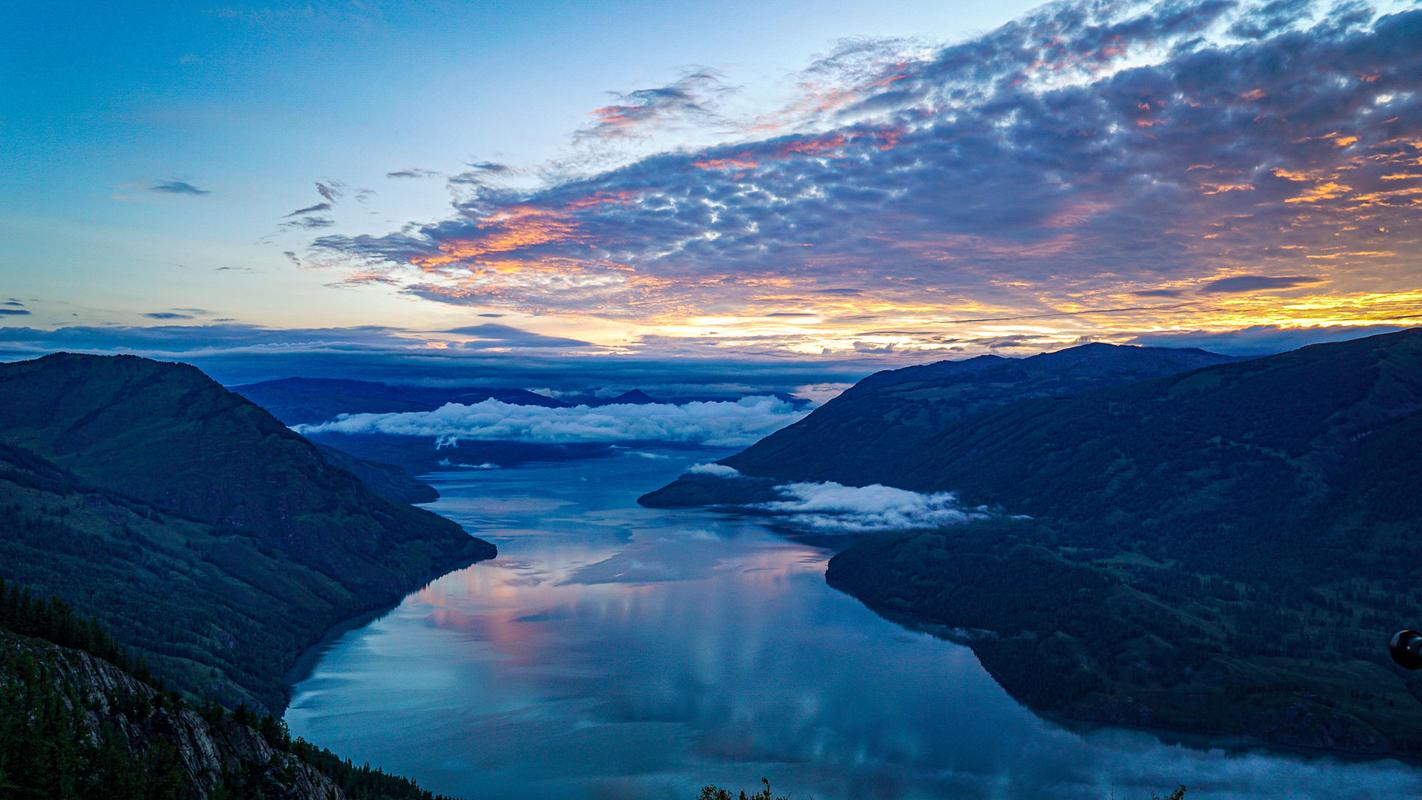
[1284,181,1351,204]
[774,133,848,158]
[1202,182,1255,195]
[693,156,759,171]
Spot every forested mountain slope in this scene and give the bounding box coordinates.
[0,354,494,711]
[725,343,1236,485]
[642,343,1234,507]
[825,330,1422,754]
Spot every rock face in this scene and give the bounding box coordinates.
[0,628,346,800]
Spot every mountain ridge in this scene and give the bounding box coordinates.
[0,352,495,712]
[232,375,564,426]
[818,329,1422,754]
[640,342,1237,508]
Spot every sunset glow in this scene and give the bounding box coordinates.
[3,0,1419,372]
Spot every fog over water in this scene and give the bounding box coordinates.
[286,450,1422,799]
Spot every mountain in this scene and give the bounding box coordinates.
[641,343,1236,507]
[231,376,564,426]
[821,330,1422,754]
[890,330,1422,572]
[0,580,455,800]
[314,442,439,504]
[0,353,495,712]
[600,389,659,405]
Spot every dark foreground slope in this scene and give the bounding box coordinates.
[0,581,453,800]
[0,353,495,712]
[828,330,1422,754]
[641,343,1234,507]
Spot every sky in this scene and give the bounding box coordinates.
[3,0,1420,388]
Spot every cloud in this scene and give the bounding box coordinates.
[792,383,853,405]
[443,323,592,349]
[687,462,740,477]
[448,161,516,186]
[1199,275,1324,294]
[0,309,30,317]
[1129,324,1408,355]
[756,481,993,533]
[386,168,440,179]
[304,2,1422,349]
[466,161,512,174]
[294,395,807,447]
[314,181,342,203]
[143,311,194,320]
[286,202,332,217]
[575,68,729,142]
[150,179,210,196]
[1228,0,1316,38]
[285,216,334,229]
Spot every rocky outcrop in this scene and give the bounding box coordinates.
[1,629,346,799]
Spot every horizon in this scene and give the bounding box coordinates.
[8,326,1416,400]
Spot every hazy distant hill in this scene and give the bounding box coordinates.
[641,343,1235,507]
[0,354,495,711]
[313,442,439,504]
[600,389,659,405]
[822,330,1422,754]
[232,376,564,425]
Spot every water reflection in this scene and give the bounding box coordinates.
[287,451,1422,800]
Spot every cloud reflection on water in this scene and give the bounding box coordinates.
[288,451,1422,800]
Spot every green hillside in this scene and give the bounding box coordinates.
[0,354,495,712]
[826,330,1422,753]
[727,343,1234,484]
[641,343,1234,507]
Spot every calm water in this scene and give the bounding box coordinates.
[287,449,1422,799]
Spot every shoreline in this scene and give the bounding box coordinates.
[823,574,1422,765]
[281,604,400,694]
[281,546,496,712]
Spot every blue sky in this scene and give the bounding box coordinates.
[3,0,1420,379]
[2,1,1034,329]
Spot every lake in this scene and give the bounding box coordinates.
[286,448,1422,799]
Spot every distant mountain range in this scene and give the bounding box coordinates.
[0,353,495,713]
[231,376,565,425]
[643,331,1422,755]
